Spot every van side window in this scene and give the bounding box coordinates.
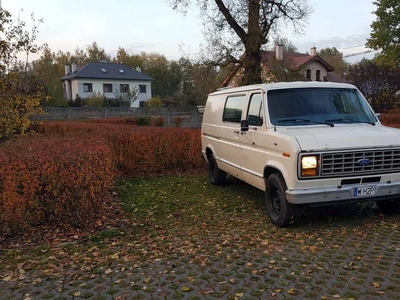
[223,95,245,123]
[247,93,263,126]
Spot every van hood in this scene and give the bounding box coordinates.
[281,124,400,151]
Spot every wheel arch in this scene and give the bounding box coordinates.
[205,146,217,162]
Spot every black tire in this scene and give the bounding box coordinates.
[208,153,226,186]
[265,173,298,227]
[376,199,400,214]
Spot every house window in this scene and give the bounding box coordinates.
[316,70,321,81]
[306,69,311,80]
[103,84,113,93]
[120,84,129,93]
[139,85,147,93]
[83,83,92,93]
[101,68,107,73]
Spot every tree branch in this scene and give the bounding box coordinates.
[214,0,247,43]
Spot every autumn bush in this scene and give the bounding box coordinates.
[109,127,203,177]
[0,132,115,237]
[380,113,400,128]
[0,119,203,238]
[0,74,45,141]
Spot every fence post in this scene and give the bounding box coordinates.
[166,107,171,127]
[67,107,71,120]
[193,107,197,128]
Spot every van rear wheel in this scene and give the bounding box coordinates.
[208,154,226,186]
[265,173,297,227]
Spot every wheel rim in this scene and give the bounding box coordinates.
[271,188,281,216]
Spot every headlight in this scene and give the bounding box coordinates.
[302,156,317,169]
[301,155,319,177]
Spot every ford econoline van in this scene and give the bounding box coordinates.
[201,82,400,227]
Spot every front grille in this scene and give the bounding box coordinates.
[321,148,400,176]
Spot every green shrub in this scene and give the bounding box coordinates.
[136,117,151,126]
[86,92,106,107]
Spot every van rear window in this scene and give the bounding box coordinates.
[223,95,245,123]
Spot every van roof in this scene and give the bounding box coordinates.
[211,81,357,96]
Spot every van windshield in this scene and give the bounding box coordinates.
[267,88,377,126]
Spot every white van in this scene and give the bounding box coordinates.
[201,82,400,227]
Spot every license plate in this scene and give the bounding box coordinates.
[354,186,376,197]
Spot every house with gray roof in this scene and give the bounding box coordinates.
[61,62,155,107]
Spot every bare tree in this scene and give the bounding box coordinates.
[169,0,311,85]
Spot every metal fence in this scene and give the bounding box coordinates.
[34,106,204,128]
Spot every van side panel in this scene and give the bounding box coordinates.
[202,93,244,179]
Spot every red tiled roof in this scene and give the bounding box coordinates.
[260,50,334,71]
[220,50,335,87]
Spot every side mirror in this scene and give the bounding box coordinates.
[241,119,249,132]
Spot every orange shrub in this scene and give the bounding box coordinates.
[380,114,400,128]
[0,120,204,237]
[108,127,203,177]
[0,133,115,236]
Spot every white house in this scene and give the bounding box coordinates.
[61,62,155,107]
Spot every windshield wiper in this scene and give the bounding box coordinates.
[277,119,334,127]
[325,118,376,126]
[325,118,355,122]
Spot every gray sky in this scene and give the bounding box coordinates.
[4,0,377,62]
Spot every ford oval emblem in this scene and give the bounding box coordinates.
[357,158,371,166]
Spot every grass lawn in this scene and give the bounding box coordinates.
[2,174,400,299]
[2,174,399,272]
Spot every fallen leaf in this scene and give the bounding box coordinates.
[2,276,12,282]
[181,286,190,292]
[235,292,244,297]
[372,282,380,288]
[110,253,119,259]
[288,288,296,295]
[87,246,99,252]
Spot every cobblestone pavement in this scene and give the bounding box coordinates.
[1,220,400,300]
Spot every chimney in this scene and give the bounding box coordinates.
[136,67,141,73]
[310,46,317,56]
[276,44,284,60]
[71,63,77,73]
[64,64,71,75]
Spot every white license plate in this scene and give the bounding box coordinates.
[354,186,376,197]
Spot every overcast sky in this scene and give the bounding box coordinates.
[4,0,377,63]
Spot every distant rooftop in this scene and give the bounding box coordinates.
[61,62,155,81]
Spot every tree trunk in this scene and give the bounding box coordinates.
[241,0,262,86]
[241,49,262,85]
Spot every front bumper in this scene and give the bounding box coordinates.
[286,181,400,205]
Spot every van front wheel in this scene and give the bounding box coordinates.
[265,173,297,227]
[376,199,400,214]
[208,154,226,186]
